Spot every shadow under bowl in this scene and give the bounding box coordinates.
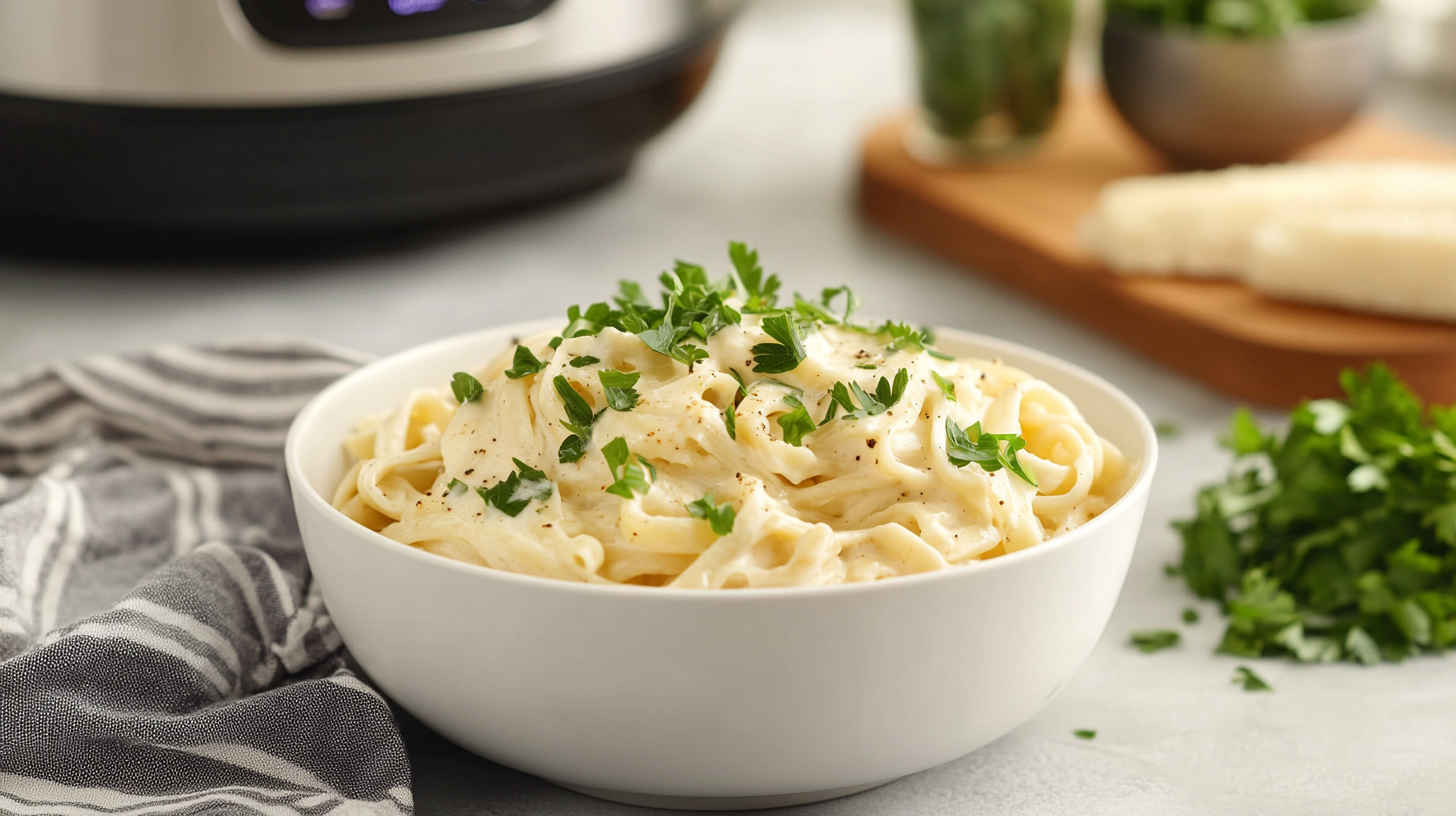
[1102,13,1383,167]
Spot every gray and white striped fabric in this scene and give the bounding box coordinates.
[0,338,414,815]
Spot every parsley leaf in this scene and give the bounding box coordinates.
[729,241,780,312]
[1073,729,1097,740]
[614,280,652,311]
[558,435,587,465]
[727,368,749,397]
[944,418,1038,486]
[820,286,861,325]
[825,368,911,422]
[1175,364,1456,665]
[554,375,604,463]
[555,376,597,434]
[788,285,861,328]
[874,321,953,359]
[552,244,795,373]
[1131,629,1181,653]
[793,293,839,324]
[752,313,807,374]
[1232,665,1273,692]
[686,491,736,536]
[451,372,483,404]
[1224,406,1269,456]
[446,478,469,496]
[625,252,747,368]
[475,458,554,517]
[1183,608,1200,624]
[504,345,547,379]
[562,302,617,339]
[724,406,737,440]
[868,369,910,413]
[778,395,817,447]
[569,356,600,368]
[637,320,706,368]
[931,371,957,402]
[602,436,653,498]
[598,369,641,412]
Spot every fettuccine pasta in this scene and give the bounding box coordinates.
[335,249,1133,588]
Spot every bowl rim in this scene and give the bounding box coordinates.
[1103,6,1380,43]
[284,320,1159,602]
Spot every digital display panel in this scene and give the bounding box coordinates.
[239,0,557,47]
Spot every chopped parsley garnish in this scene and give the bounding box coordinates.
[823,368,909,424]
[821,286,862,325]
[687,491,736,536]
[542,256,746,373]
[475,459,553,517]
[778,395,817,447]
[602,436,655,499]
[728,241,780,312]
[1073,729,1097,740]
[1175,364,1456,665]
[792,287,862,327]
[876,321,953,360]
[546,244,957,394]
[1155,420,1183,438]
[598,369,641,412]
[451,372,483,404]
[727,368,749,397]
[752,313,807,374]
[535,245,984,469]
[638,320,710,368]
[504,345,547,379]
[1131,629,1181,653]
[792,293,838,325]
[554,375,604,463]
[631,263,742,368]
[558,435,587,465]
[1183,608,1200,624]
[615,280,651,311]
[931,371,957,402]
[446,478,469,496]
[1232,665,1273,692]
[944,418,1038,486]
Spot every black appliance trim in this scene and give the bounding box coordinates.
[236,0,559,49]
[0,14,729,237]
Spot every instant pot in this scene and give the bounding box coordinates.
[0,0,739,235]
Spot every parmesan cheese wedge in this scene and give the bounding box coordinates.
[1247,210,1456,322]
[1081,162,1456,278]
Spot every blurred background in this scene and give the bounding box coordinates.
[0,0,1450,378]
[4,3,1456,813]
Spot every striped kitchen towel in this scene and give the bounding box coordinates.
[0,337,413,815]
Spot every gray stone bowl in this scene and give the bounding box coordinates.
[1101,13,1383,167]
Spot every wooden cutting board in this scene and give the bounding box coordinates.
[857,90,1456,407]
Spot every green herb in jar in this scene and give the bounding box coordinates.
[909,0,1074,158]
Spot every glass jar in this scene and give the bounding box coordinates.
[907,0,1075,163]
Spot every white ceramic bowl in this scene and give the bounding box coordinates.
[285,321,1158,811]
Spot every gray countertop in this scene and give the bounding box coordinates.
[4,1,1455,813]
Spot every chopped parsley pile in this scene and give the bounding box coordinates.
[1175,365,1456,665]
[440,243,1039,540]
